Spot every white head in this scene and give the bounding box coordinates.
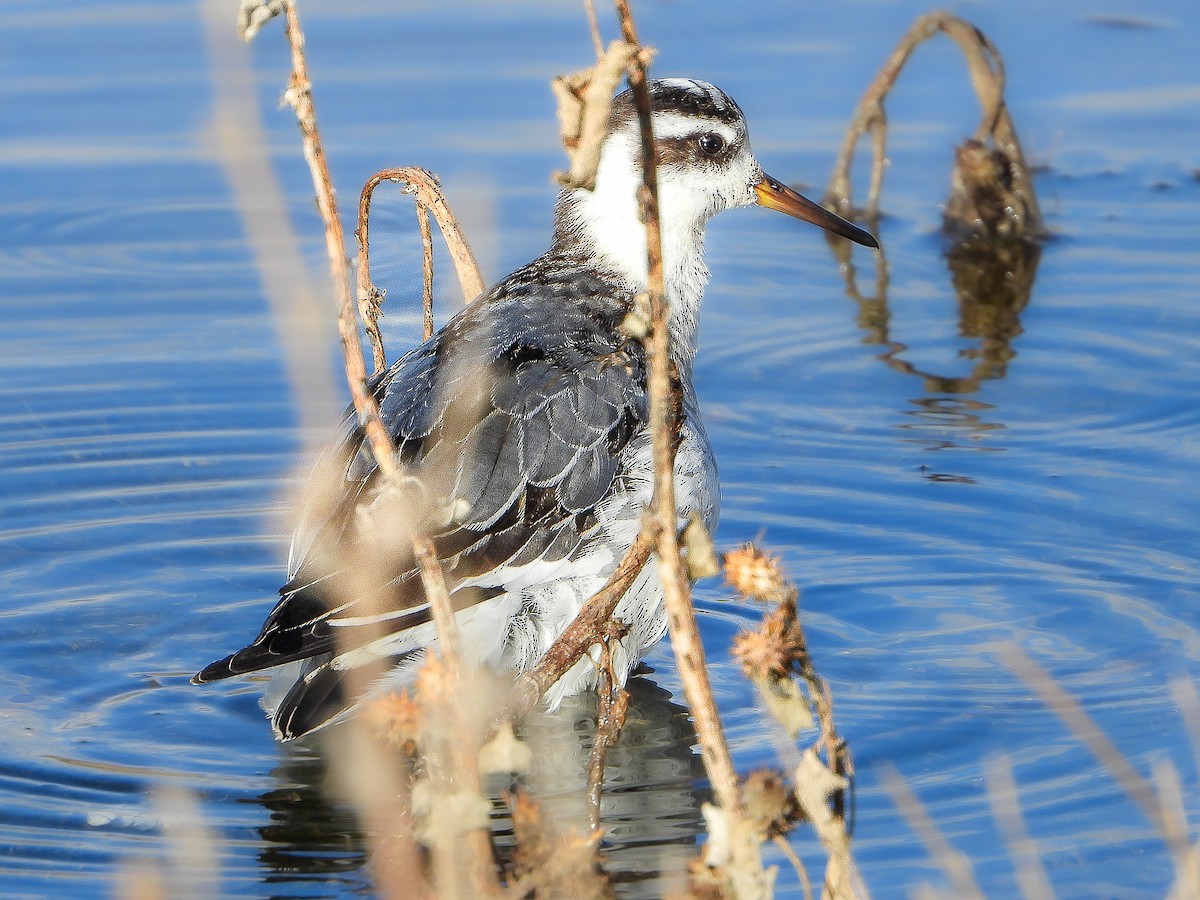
[553,78,876,356]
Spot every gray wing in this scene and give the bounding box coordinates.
[194,262,648,736]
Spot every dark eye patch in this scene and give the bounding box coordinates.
[654,130,735,167]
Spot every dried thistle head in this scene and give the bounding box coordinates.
[678,857,728,900]
[507,790,612,899]
[364,690,423,753]
[741,769,803,839]
[944,137,1041,241]
[723,543,790,602]
[414,653,456,709]
[731,596,807,680]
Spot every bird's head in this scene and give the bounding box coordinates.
[553,78,877,352]
[568,78,876,256]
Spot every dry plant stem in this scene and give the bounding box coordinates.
[279,0,399,481]
[772,834,814,900]
[202,0,338,440]
[414,535,501,898]
[215,6,420,895]
[354,167,485,370]
[613,0,743,821]
[272,8,495,891]
[881,764,985,900]
[553,42,640,190]
[358,167,485,306]
[1000,645,1193,867]
[584,0,604,60]
[813,681,853,824]
[824,11,1035,223]
[414,535,465,672]
[417,197,436,341]
[507,532,653,719]
[984,755,1055,900]
[354,176,388,374]
[586,633,631,832]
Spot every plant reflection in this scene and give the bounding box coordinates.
[827,230,1041,397]
[825,226,1040,481]
[252,675,703,896]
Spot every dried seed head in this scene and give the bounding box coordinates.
[723,543,790,602]
[414,654,457,710]
[364,690,423,753]
[731,596,807,679]
[741,769,804,839]
[508,790,611,899]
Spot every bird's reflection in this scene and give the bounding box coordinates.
[253,748,367,889]
[251,674,703,897]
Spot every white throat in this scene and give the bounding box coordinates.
[561,130,713,358]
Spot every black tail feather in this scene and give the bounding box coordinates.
[272,664,350,741]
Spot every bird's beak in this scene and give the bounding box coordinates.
[754,174,878,248]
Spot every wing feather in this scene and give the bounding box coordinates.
[195,256,649,739]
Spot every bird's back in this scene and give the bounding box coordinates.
[195,247,716,738]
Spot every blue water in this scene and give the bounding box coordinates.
[2,0,1198,896]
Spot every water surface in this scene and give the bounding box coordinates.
[2,0,1198,896]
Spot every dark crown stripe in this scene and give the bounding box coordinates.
[610,78,745,130]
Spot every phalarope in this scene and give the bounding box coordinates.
[195,78,877,740]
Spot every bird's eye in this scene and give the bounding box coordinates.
[697,132,726,156]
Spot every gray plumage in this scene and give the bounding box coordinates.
[194,78,876,739]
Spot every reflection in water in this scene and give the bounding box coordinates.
[945,236,1042,386]
[255,751,367,889]
[829,231,1041,395]
[254,676,702,896]
[898,396,1006,454]
[825,217,1042,480]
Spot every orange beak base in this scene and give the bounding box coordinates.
[754,175,878,248]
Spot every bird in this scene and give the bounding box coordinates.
[194,78,878,740]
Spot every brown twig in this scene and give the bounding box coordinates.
[612,0,743,821]
[218,4,421,895]
[415,535,464,674]
[277,0,399,482]
[267,5,499,892]
[200,0,337,444]
[611,4,771,895]
[584,0,604,60]
[507,531,653,719]
[354,168,485,369]
[354,173,389,374]
[586,626,631,832]
[417,197,436,341]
